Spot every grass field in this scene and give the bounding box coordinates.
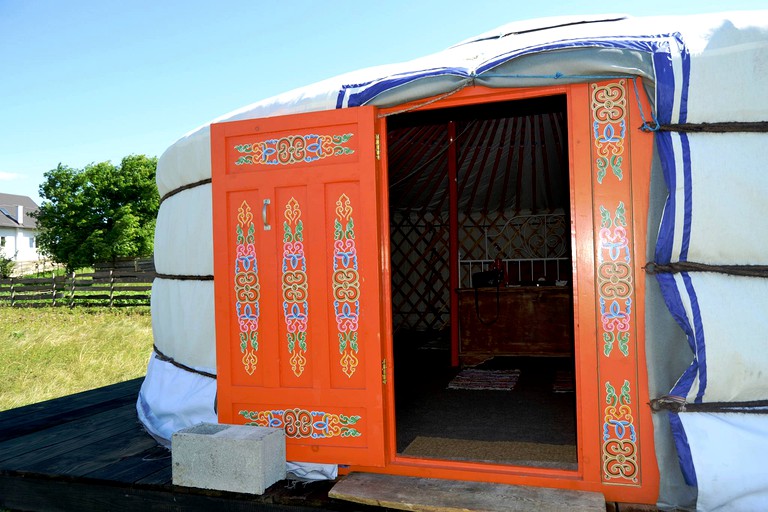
[0,307,153,411]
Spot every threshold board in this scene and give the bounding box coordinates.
[329,472,605,512]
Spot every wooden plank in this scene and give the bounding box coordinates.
[83,444,171,483]
[6,277,67,285]
[111,293,152,300]
[2,302,69,308]
[5,293,61,300]
[112,272,154,279]
[0,378,142,438]
[135,464,173,485]
[0,377,140,422]
[3,284,58,291]
[329,472,606,512]
[74,302,150,308]
[72,293,112,299]
[0,473,319,512]
[20,422,159,477]
[0,401,141,465]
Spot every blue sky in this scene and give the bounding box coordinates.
[1,0,765,205]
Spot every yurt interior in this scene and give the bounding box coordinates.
[384,93,577,468]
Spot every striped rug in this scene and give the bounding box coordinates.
[447,368,521,391]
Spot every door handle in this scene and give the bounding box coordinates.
[262,199,271,231]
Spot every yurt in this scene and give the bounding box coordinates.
[138,11,768,511]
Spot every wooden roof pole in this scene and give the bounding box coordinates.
[498,116,521,212]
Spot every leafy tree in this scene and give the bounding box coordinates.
[34,155,159,272]
[0,250,15,278]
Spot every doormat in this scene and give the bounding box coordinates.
[447,368,520,391]
[552,370,575,393]
[402,436,577,466]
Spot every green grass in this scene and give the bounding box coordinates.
[0,307,153,411]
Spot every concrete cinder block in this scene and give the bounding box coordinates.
[172,422,286,494]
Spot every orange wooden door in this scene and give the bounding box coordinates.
[211,106,386,466]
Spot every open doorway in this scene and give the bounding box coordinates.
[386,94,577,469]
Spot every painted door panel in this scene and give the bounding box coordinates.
[211,106,385,466]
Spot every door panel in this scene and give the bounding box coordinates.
[224,188,276,389]
[211,106,385,466]
[274,185,314,388]
[323,181,368,391]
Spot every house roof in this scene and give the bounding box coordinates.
[0,193,38,229]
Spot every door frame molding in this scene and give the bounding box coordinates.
[364,81,659,504]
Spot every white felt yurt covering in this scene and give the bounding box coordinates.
[138,11,768,509]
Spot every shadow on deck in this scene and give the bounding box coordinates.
[0,379,384,512]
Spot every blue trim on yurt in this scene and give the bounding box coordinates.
[337,32,686,109]
[651,34,688,265]
[664,273,707,402]
[677,38,691,124]
[669,412,697,487]
[683,273,707,403]
[336,68,469,109]
[476,33,683,75]
[651,50,675,125]
[655,274,694,344]
[657,271,699,399]
[654,131,676,264]
[679,133,693,262]
[670,361,699,400]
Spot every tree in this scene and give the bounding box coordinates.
[0,250,15,278]
[33,155,159,272]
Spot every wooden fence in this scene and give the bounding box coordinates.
[0,269,154,308]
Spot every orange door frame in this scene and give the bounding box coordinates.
[358,80,659,505]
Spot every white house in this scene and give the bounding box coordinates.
[0,193,41,267]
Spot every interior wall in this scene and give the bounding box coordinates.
[387,96,570,335]
[388,208,572,332]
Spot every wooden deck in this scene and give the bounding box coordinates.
[0,379,653,512]
[0,378,382,512]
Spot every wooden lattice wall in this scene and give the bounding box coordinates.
[390,211,450,332]
[389,209,570,332]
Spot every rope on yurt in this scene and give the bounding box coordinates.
[657,121,768,133]
[632,78,659,132]
[377,79,473,118]
[153,343,217,380]
[159,177,212,206]
[645,261,768,279]
[650,395,768,414]
[477,72,632,80]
